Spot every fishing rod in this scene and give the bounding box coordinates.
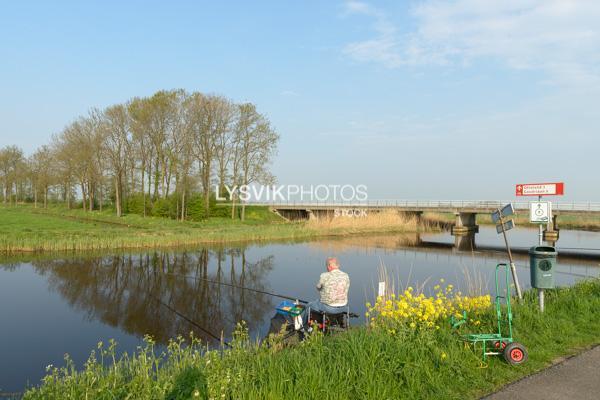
[148,293,231,347]
[162,271,309,304]
[162,272,360,318]
[147,272,309,348]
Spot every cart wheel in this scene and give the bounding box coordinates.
[503,342,528,365]
[493,341,507,351]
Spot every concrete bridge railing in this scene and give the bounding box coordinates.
[245,200,600,212]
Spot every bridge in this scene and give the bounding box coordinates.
[247,200,600,244]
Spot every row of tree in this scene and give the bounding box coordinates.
[0,89,279,220]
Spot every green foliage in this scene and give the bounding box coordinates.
[125,193,149,215]
[186,194,230,220]
[22,280,600,400]
[151,197,177,218]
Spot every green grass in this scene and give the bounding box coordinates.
[0,204,431,253]
[22,279,600,400]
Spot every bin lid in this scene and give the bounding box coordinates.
[529,246,557,255]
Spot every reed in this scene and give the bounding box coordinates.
[305,210,437,234]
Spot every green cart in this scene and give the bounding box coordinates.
[451,263,528,365]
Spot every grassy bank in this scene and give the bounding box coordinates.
[0,205,436,253]
[22,279,600,400]
[424,211,600,232]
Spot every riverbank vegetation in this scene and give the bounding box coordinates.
[305,210,444,235]
[0,205,437,253]
[22,279,600,399]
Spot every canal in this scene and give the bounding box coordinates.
[1,227,599,392]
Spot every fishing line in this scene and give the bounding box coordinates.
[162,271,309,304]
[148,293,231,347]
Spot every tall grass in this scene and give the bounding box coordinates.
[306,210,435,233]
[21,279,600,400]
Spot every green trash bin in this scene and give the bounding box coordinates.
[529,246,557,289]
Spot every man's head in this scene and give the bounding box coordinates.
[326,257,340,272]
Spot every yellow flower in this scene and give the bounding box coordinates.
[441,352,447,360]
[409,322,416,328]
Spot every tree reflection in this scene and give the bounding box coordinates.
[31,248,274,344]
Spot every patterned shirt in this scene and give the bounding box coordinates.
[316,269,350,307]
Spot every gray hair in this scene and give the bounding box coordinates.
[326,257,339,269]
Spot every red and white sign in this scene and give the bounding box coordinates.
[515,182,564,197]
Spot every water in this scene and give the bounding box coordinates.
[1,227,599,393]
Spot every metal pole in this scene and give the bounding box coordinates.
[538,195,544,312]
[499,211,523,300]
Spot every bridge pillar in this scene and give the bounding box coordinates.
[451,212,479,236]
[454,232,476,252]
[543,214,560,243]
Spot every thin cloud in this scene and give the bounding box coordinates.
[342,0,600,87]
[280,90,299,97]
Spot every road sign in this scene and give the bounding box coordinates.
[515,182,564,196]
[530,201,551,223]
[496,219,515,234]
[492,203,515,223]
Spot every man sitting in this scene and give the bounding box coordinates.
[307,257,350,316]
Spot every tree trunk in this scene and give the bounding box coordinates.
[231,193,236,220]
[81,183,87,211]
[43,186,47,209]
[67,183,72,209]
[99,182,103,212]
[115,174,122,217]
[153,160,160,199]
[181,190,186,221]
[203,160,211,218]
[141,161,146,217]
[89,184,94,211]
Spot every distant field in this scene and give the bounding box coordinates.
[0,204,435,253]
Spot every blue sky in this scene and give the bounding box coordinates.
[1,1,599,200]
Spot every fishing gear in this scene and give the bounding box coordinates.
[163,271,360,318]
[148,293,231,347]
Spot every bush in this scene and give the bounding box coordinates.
[187,194,230,220]
[124,193,149,215]
[151,197,177,218]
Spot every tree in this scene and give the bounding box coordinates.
[30,145,54,208]
[235,103,279,220]
[101,104,131,217]
[0,145,25,205]
[129,97,153,216]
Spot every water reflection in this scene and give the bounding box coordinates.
[30,249,274,344]
[1,229,599,393]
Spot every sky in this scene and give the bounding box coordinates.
[1,0,599,201]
